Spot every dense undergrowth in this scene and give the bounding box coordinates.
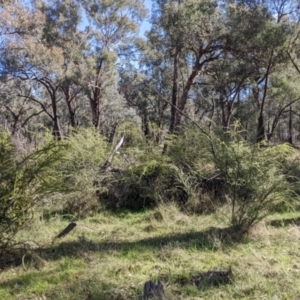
[0,123,299,251]
[0,123,300,298]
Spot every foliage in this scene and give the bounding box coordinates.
[166,127,212,173]
[1,0,300,243]
[0,131,67,252]
[211,125,295,232]
[57,127,110,215]
[0,0,300,144]
[281,149,300,200]
[166,126,221,212]
[166,123,297,232]
[100,147,193,210]
[115,120,146,149]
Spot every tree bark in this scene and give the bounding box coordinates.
[51,94,63,139]
[174,66,199,130]
[256,113,265,143]
[256,55,272,143]
[63,86,77,128]
[288,104,292,144]
[173,48,221,131]
[169,47,180,133]
[89,61,103,129]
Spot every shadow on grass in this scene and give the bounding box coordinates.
[0,268,144,300]
[37,226,243,262]
[269,217,300,227]
[0,226,244,271]
[0,227,240,299]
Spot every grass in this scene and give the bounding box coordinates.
[1,203,300,299]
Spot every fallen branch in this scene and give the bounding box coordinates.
[101,134,125,171]
[54,222,77,240]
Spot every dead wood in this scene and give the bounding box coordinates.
[143,280,164,299]
[55,222,77,239]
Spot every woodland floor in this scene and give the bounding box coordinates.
[1,204,300,299]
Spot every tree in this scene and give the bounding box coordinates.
[77,0,146,129]
[38,0,88,128]
[225,2,297,142]
[146,0,227,132]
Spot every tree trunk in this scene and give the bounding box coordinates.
[63,86,77,128]
[174,67,199,130]
[90,88,101,129]
[51,94,63,139]
[256,113,265,143]
[288,104,293,144]
[169,48,180,133]
[173,50,220,131]
[256,56,272,143]
[90,62,103,129]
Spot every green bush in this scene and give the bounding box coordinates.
[115,120,146,148]
[0,131,67,252]
[56,128,110,215]
[167,126,223,212]
[166,126,212,173]
[211,125,295,233]
[100,152,190,210]
[167,123,296,233]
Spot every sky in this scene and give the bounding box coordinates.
[139,0,152,37]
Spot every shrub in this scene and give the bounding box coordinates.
[167,126,222,212]
[167,123,296,233]
[115,120,146,148]
[0,131,67,252]
[55,128,110,215]
[101,153,190,210]
[166,126,212,173]
[211,125,295,233]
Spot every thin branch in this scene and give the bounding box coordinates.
[144,81,211,139]
[21,107,50,128]
[287,51,300,74]
[17,94,54,120]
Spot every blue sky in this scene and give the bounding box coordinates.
[139,0,152,36]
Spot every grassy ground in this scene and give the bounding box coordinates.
[1,204,300,300]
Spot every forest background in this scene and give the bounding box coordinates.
[2,0,300,298]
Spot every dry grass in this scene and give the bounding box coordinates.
[1,204,300,299]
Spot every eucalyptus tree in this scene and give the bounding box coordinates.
[0,1,50,134]
[197,2,296,138]
[76,0,146,129]
[119,62,171,141]
[186,0,299,142]
[225,1,298,142]
[0,78,47,135]
[145,0,238,133]
[198,54,254,129]
[262,62,300,142]
[117,8,179,140]
[144,0,300,142]
[0,0,88,138]
[37,0,89,129]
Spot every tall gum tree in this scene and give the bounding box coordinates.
[77,0,146,129]
[0,0,88,137]
[148,0,228,132]
[37,0,88,129]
